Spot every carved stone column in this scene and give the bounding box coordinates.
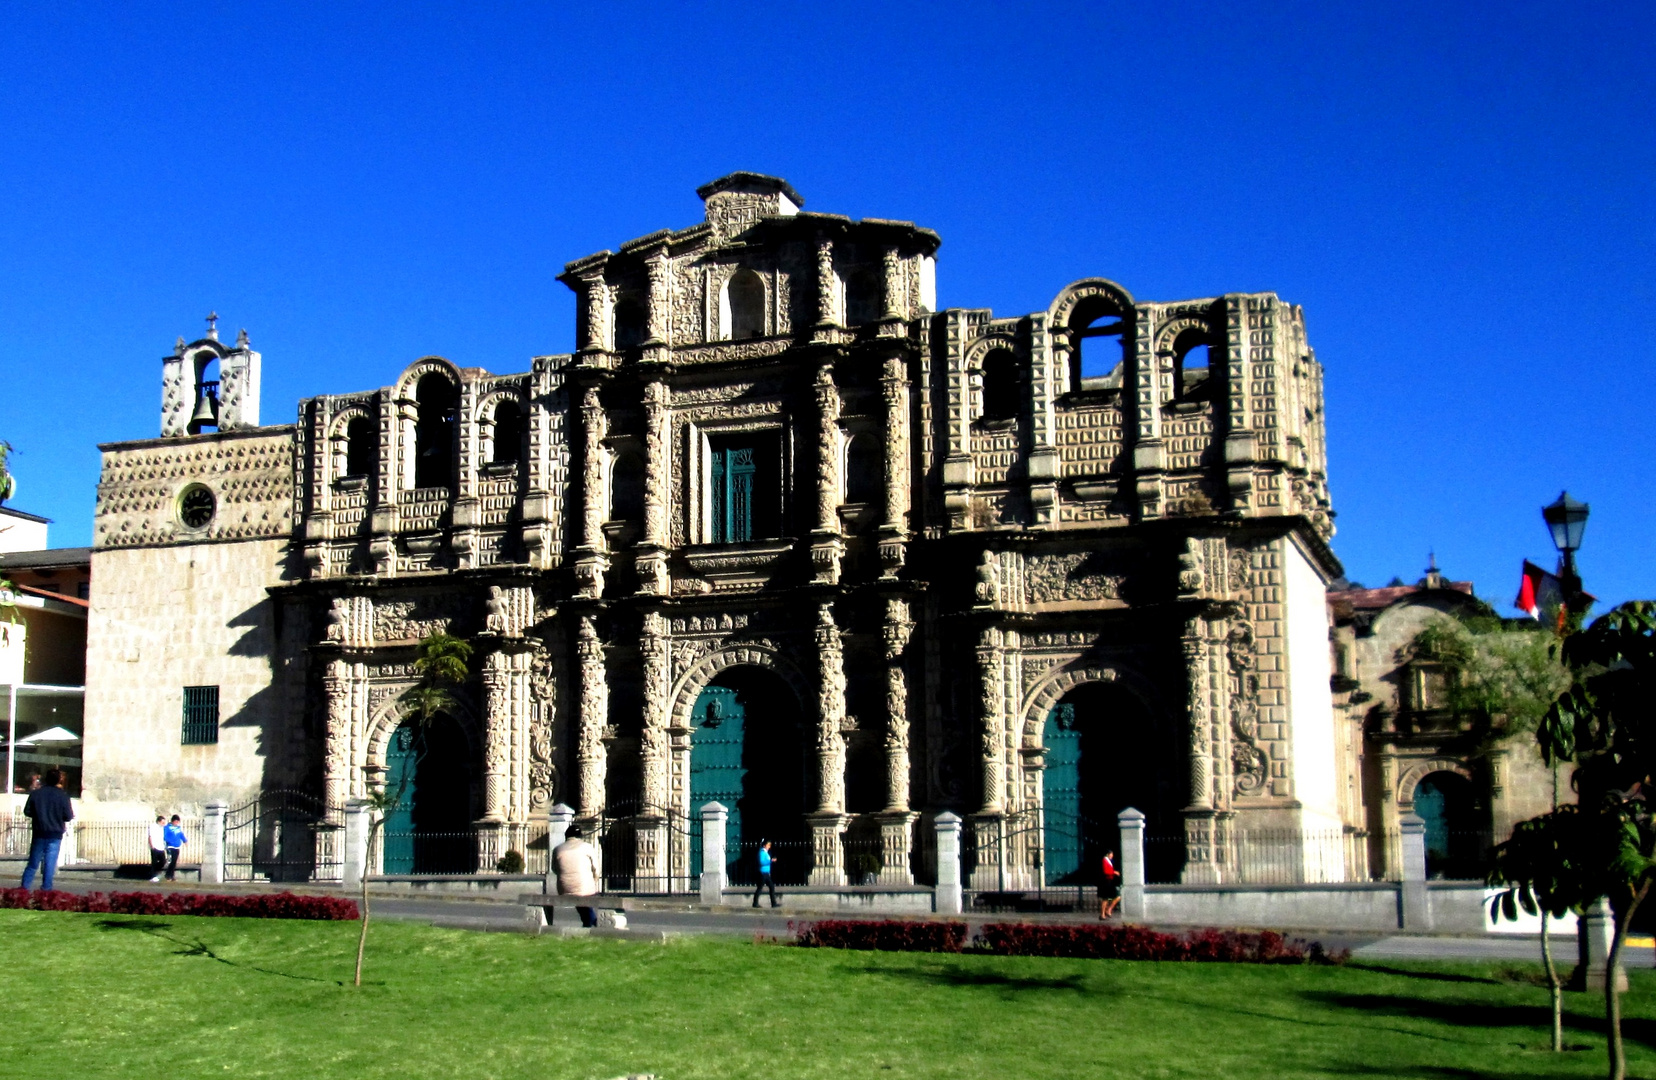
[810,602,849,885]
[810,363,843,584]
[578,270,610,353]
[815,234,837,328]
[881,246,904,321]
[876,598,917,884]
[480,647,509,823]
[971,626,1006,890]
[878,353,909,578]
[635,610,670,890]
[644,248,671,352]
[574,384,608,599]
[575,614,608,819]
[322,656,352,817]
[638,378,670,595]
[1180,618,1220,883]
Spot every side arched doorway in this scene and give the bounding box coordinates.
[688,666,807,883]
[381,714,475,874]
[1041,682,1184,885]
[1413,771,1483,879]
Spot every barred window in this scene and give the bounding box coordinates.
[182,686,219,745]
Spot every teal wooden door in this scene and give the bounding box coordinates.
[1042,703,1084,884]
[711,447,755,542]
[382,724,418,874]
[690,685,745,877]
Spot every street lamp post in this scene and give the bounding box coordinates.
[1542,491,1590,620]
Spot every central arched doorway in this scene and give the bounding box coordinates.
[1413,771,1483,879]
[381,713,475,874]
[1040,681,1183,885]
[688,666,806,884]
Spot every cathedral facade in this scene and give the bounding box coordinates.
[83,173,1342,889]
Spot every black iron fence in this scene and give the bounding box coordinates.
[224,790,341,883]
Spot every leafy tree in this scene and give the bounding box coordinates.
[354,631,473,987]
[1489,601,1656,1080]
[1408,613,1569,744]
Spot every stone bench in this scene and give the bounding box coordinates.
[520,893,633,929]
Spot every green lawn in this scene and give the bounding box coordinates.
[4,910,1655,1080]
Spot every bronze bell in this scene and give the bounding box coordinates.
[190,389,219,428]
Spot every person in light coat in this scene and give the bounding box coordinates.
[552,825,600,928]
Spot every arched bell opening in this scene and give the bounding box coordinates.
[688,665,807,883]
[1039,681,1185,886]
[380,712,476,874]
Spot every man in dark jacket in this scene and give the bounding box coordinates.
[21,768,74,890]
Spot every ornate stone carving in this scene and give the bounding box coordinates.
[1177,537,1204,597]
[528,648,557,810]
[484,586,509,635]
[978,630,1003,812]
[1024,553,1125,604]
[373,594,468,642]
[1227,619,1266,796]
[882,598,913,811]
[814,602,846,812]
[481,648,509,821]
[1184,622,1212,810]
[974,550,999,606]
[639,610,670,810]
[576,614,608,816]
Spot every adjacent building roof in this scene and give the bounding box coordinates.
[0,547,92,571]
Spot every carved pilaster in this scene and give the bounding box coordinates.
[879,353,909,578]
[882,598,913,812]
[579,271,610,353]
[644,248,671,349]
[638,378,670,595]
[481,647,509,822]
[639,610,670,813]
[576,614,607,818]
[528,646,558,813]
[977,627,1004,813]
[1184,620,1212,811]
[881,246,903,320]
[810,363,844,584]
[814,233,837,328]
[575,384,608,598]
[814,602,846,814]
[323,657,351,816]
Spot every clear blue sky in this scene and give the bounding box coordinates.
[0,2,1650,613]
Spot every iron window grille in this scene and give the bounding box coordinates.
[182,685,220,745]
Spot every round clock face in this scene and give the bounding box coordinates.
[178,484,216,529]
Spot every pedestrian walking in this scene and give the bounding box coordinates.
[1099,848,1122,920]
[751,839,779,908]
[162,815,188,881]
[147,816,168,881]
[20,768,74,891]
[552,824,600,927]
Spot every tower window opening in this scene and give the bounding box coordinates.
[1076,315,1125,383]
[724,269,767,340]
[491,400,524,466]
[845,267,884,326]
[613,297,647,350]
[610,447,645,524]
[188,353,221,435]
[1172,329,1212,400]
[980,349,1020,423]
[345,415,376,478]
[844,434,880,505]
[413,373,457,489]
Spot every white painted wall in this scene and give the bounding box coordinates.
[1284,539,1341,832]
[0,509,49,554]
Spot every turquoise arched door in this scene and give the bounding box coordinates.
[381,723,418,874]
[1042,703,1084,884]
[690,684,745,877]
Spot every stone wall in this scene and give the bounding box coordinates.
[83,538,298,818]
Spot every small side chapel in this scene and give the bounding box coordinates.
[83,173,1344,889]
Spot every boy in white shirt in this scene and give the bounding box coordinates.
[147,816,167,882]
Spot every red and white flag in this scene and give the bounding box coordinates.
[1515,560,1562,620]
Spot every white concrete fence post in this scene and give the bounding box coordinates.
[1118,808,1146,920]
[202,800,227,885]
[933,812,963,915]
[342,798,370,891]
[543,803,574,895]
[1398,813,1429,931]
[700,801,728,906]
[1579,896,1628,991]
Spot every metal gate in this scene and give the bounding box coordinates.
[223,789,342,883]
[594,800,701,894]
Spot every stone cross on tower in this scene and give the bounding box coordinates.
[206,312,219,340]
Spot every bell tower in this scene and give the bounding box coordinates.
[160,313,262,437]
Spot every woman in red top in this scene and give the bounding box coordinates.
[1099,849,1122,919]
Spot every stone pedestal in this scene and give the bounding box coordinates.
[1118,808,1146,920]
[1577,897,1629,992]
[808,812,850,886]
[633,814,666,893]
[343,799,371,890]
[875,811,918,885]
[202,800,227,885]
[543,803,574,895]
[933,812,963,915]
[1399,813,1428,931]
[968,812,1005,892]
[699,802,728,905]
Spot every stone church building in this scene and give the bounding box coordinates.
[83,173,1344,889]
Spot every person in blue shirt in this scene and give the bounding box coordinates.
[751,839,779,908]
[162,815,188,882]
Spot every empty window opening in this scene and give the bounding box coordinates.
[345,415,376,478]
[491,401,524,466]
[723,269,767,340]
[844,434,881,505]
[1076,315,1125,382]
[610,448,645,524]
[1172,330,1212,400]
[414,373,457,488]
[845,268,884,326]
[612,297,647,350]
[980,349,1020,422]
[709,432,782,543]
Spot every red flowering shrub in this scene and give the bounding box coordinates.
[974,922,1341,964]
[794,919,968,952]
[0,888,358,921]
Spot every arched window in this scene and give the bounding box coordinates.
[844,434,881,505]
[612,297,647,350]
[1172,329,1212,400]
[845,268,884,326]
[1075,312,1125,384]
[491,400,524,466]
[610,448,645,524]
[723,269,767,340]
[413,373,457,489]
[980,349,1020,423]
[345,415,376,479]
